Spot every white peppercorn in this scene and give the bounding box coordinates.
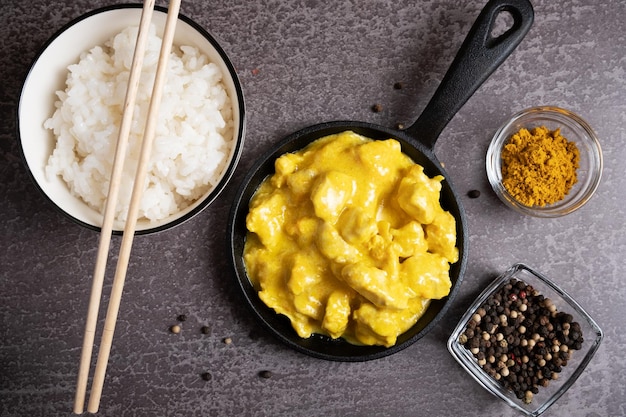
[460,278,585,404]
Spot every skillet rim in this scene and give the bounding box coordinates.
[227,120,468,361]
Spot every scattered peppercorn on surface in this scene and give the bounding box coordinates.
[243,131,458,347]
[459,278,584,404]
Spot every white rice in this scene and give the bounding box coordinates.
[44,25,234,222]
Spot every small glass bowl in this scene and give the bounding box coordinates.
[486,107,602,217]
[447,264,603,416]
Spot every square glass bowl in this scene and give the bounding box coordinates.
[486,107,602,217]
[447,264,603,416]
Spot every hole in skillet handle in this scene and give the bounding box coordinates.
[490,10,515,39]
[227,0,533,361]
[404,0,534,150]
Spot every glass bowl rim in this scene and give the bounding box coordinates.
[486,106,603,218]
[447,263,604,416]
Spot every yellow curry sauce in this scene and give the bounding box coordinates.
[243,131,458,347]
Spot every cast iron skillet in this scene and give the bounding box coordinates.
[228,0,533,361]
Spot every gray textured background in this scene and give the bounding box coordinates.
[1,0,625,416]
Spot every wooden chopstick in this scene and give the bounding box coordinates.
[73,0,182,413]
[86,1,182,411]
[73,0,156,414]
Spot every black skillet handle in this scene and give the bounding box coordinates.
[404,0,534,149]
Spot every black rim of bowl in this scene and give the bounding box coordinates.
[16,3,246,235]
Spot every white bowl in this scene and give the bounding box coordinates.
[17,4,245,234]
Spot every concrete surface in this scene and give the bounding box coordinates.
[1,0,624,416]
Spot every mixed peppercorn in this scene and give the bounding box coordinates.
[459,278,584,404]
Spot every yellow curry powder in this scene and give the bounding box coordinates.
[501,126,580,207]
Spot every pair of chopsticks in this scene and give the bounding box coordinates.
[73,0,181,413]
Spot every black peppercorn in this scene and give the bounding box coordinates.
[469,337,480,349]
[460,278,584,403]
[467,189,481,199]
